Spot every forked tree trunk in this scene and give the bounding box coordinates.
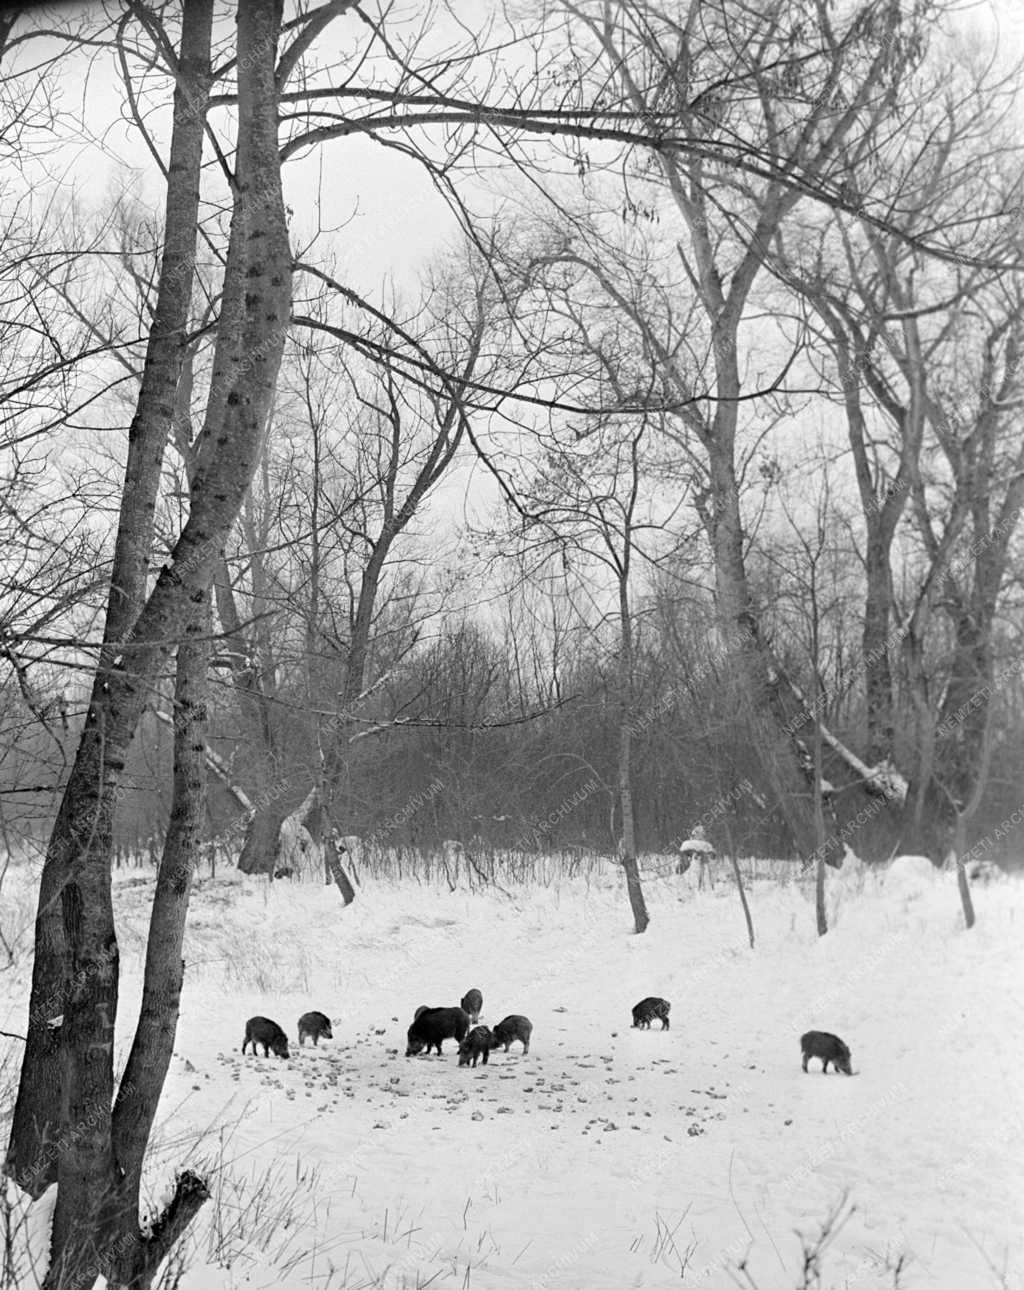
[7,0,216,1197]
[7,5,291,1286]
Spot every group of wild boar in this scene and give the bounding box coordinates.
[242,991,854,1075]
[239,990,534,1069]
[406,989,534,1066]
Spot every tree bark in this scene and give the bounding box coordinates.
[109,596,211,1282]
[237,796,292,874]
[8,4,291,1286]
[324,832,357,905]
[7,0,215,1197]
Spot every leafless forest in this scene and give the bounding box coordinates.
[0,1,1021,1283]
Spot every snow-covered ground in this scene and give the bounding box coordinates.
[1,858,1021,1289]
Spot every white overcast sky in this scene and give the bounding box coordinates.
[26,0,1021,299]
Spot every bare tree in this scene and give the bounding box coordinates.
[226,254,497,878]
[770,474,853,932]
[507,0,946,863]
[496,298,684,929]
[6,3,295,1284]
[774,48,1024,856]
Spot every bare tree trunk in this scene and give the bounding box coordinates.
[237,798,291,875]
[108,598,211,1288]
[939,708,993,933]
[811,593,829,937]
[933,606,996,807]
[733,867,756,950]
[8,4,291,1284]
[617,568,649,935]
[813,700,829,937]
[951,814,976,931]
[7,0,215,1197]
[324,833,356,905]
[861,536,897,763]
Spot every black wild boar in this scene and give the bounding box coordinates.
[632,997,671,1030]
[458,1025,494,1067]
[405,1006,470,1056]
[297,1011,333,1046]
[800,1030,853,1075]
[491,1014,532,1054]
[242,1015,290,1058]
[460,988,483,1024]
[413,1004,429,1021]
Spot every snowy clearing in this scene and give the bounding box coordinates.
[1,860,1021,1290]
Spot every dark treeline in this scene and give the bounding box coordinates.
[5,570,1021,866]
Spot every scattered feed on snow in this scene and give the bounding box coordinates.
[0,860,1020,1289]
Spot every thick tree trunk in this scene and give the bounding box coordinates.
[7,0,215,1196]
[9,5,291,1285]
[237,797,292,874]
